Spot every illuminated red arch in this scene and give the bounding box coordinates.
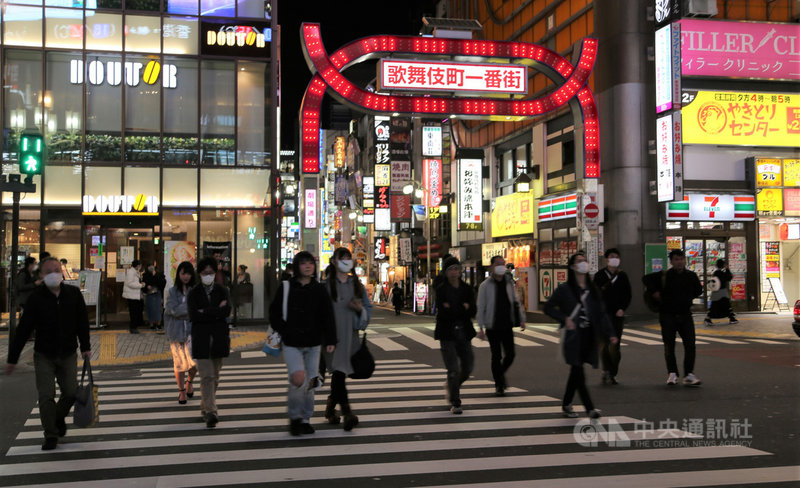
[300,22,599,178]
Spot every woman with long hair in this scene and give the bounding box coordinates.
[322,248,373,431]
[164,261,198,404]
[545,252,618,419]
[269,251,337,435]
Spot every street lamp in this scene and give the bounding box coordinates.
[404,180,433,314]
[515,172,532,193]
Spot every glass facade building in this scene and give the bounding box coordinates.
[1,0,278,322]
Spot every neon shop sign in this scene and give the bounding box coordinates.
[70,59,178,88]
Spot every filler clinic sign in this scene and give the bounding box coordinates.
[679,19,800,81]
[682,90,800,147]
[378,59,527,95]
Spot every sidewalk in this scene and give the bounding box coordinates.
[0,325,269,368]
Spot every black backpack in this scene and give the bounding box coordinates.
[642,271,667,313]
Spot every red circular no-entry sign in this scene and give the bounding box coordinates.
[584,203,599,219]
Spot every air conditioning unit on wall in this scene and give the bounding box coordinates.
[685,0,718,17]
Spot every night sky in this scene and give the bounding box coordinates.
[277,0,440,148]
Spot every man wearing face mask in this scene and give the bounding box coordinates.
[476,255,526,397]
[6,257,91,451]
[593,249,632,386]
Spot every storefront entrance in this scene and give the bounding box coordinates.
[681,236,748,311]
[84,217,159,326]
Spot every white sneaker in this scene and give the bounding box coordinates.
[666,372,678,386]
[683,373,702,386]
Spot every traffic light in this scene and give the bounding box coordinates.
[19,133,44,176]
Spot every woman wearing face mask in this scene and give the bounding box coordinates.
[545,252,618,419]
[122,260,146,334]
[593,248,632,385]
[321,248,373,431]
[187,257,232,429]
[165,261,198,405]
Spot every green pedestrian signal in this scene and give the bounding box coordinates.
[19,133,44,176]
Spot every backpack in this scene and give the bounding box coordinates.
[642,271,667,313]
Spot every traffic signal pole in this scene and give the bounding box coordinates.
[1,174,36,345]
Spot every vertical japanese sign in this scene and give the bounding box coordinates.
[423,158,443,209]
[374,237,388,261]
[304,189,317,228]
[334,137,346,168]
[390,160,411,192]
[399,237,412,264]
[655,24,674,114]
[656,111,683,202]
[422,126,442,157]
[458,158,482,226]
[362,176,374,222]
[374,164,391,231]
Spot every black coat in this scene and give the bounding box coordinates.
[269,279,337,348]
[593,268,632,315]
[7,284,90,364]
[188,284,232,359]
[143,271,167,294]
[544,282,614,367]
[434,280,477,341]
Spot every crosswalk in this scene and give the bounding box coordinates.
[354,324,797,351]
[1,359,797,487]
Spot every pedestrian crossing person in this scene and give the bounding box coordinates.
[188,257,232,428]
[704,258,738,326]
[593,248,632,385]
[545,252,617,419]
[5,257,91,450]
[269,251,337,436]
[435,256,477,414]
[323,248,372,431]
[476,255,526,397]
[164,261,198,405]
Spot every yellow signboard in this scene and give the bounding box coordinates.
[491,192,535,238]
[755,158,782,187]
[783,159,800,187]
[682,91,800,147]
[757,188,783,216]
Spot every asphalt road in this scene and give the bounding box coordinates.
[0,307,798,487]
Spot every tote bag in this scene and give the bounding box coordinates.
[73,358,99,428]
[349,332,375,379]
[263,281,288,357]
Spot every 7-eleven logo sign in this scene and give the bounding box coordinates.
[703,196,721,218]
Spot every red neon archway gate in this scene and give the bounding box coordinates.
[299,23,600,178]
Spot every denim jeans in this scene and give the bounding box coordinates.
[34,352,78,440]
[283,345,321,421]
[439,328,474,408]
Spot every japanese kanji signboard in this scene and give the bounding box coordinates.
[422,159,443,209]
[458,158,482,226]
[491,192,535,238]
[379,59,527,95]
[679,19,800,82]
[755,158,782,187]
[682,90,800,147]
[656,111,683,202]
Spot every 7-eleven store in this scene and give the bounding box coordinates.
[665,194,759,312]
[536,193,579,304]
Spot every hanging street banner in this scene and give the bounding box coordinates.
[422,158,443,208]
[681,90,800,147]
[458,158,482,226]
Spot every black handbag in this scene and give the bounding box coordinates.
[349,332,375,379]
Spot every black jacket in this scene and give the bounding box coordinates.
[269,279,337,348]
[143,271,167,295]
[593,268,632,315]
[713,268,733,289]
[544,282,614,367]
[7,284,90,364]
[188,284,232,359]
[434,280,477,341]
[660,268,703,314]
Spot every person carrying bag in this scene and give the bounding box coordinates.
[74,358,99,428]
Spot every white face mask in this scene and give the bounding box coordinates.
[43,272,63,289]
[608,257,621,268]
[574,261,589,275]
[201,274,215,286]
[494,265,507,276]
[337,259,354,273]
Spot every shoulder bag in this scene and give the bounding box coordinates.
[349,332,375,379]
[263,281,288,357]
[73,358,99,428]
